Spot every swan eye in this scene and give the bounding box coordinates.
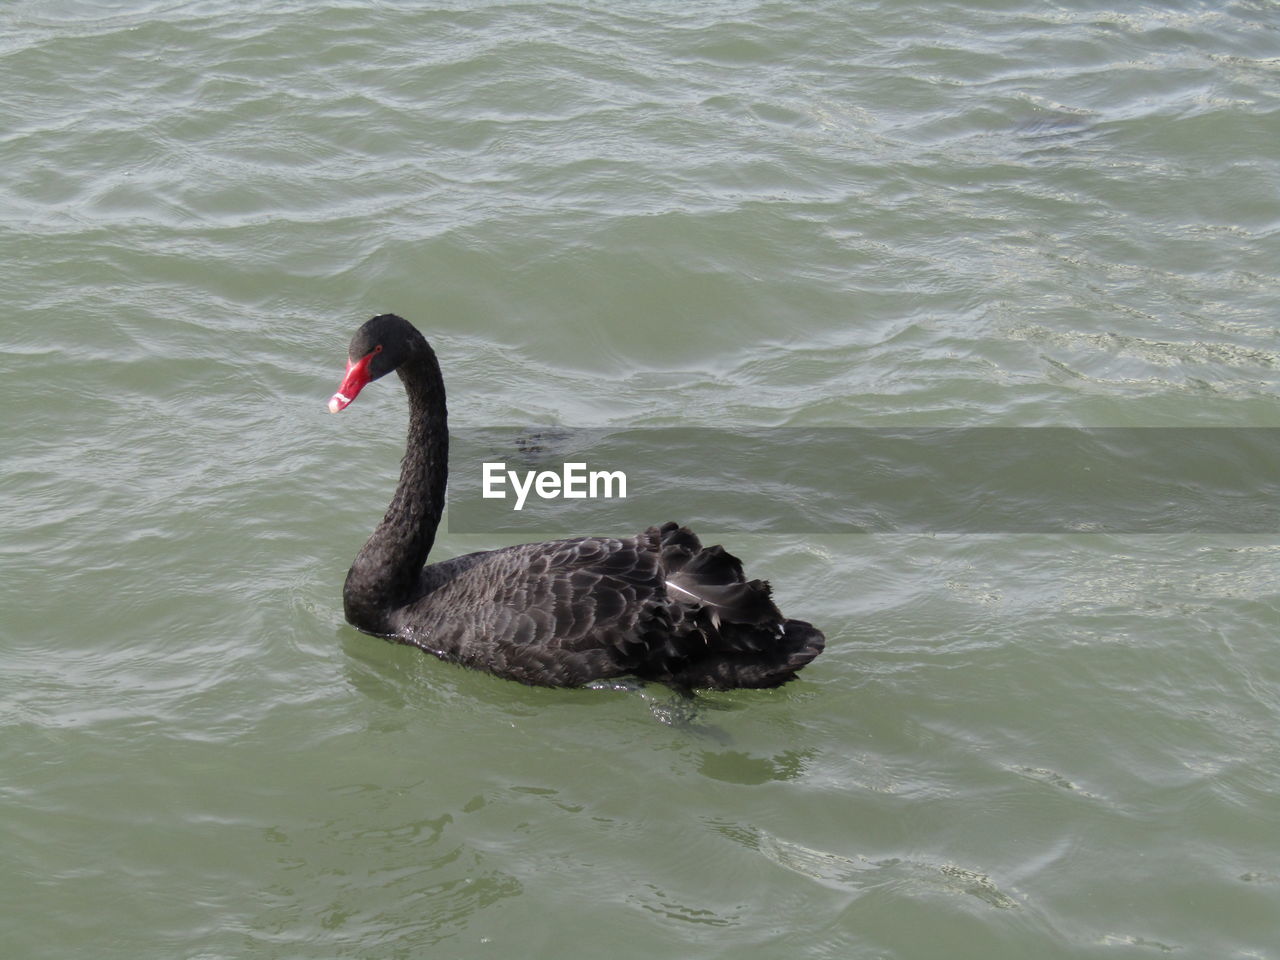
[373,344,383,354]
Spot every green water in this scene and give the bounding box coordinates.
[3,2,1279,958]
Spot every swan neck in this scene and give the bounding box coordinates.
[344,345,448,632]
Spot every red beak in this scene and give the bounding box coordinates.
[328,352,375,413]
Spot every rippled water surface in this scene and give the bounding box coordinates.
[3,2,1279,958]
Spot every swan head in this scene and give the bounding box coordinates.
[328,314,424,413]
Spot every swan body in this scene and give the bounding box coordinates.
[330,314,824,691]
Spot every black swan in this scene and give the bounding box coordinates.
[328,313,824,691]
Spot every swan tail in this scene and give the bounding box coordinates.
[666,618,826,691]
[642,522,826,690]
